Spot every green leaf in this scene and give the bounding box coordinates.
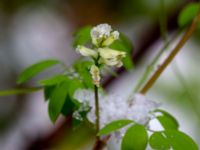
[149,132,171,149]
[73,60,93,88]
[178,3,200,28]
[17,59,60,84]
[61,95,76,117]
[73,26,92,47]
[109,34,134,70]
[123,55,134,70]
[164,130,198,150]
[155,109,179,130]
[48,82,69,122]
[120,34,133,52]
[44,85,56,101]
[0,87,42,96]
[109,34,133,53]
[39,75,68,86]
[157,115,179,130]
[98,119,133,136]
[68,78,84,98]
[121,124,148,150]
[60,79,83,117]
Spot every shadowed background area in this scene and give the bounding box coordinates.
[0,0,200,149]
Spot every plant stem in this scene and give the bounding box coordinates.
[94,85,100,137]
[0,87,42,96]
[140,12,200,94]
[93,8,200,150]
[133,30,181,93]
[93,85,104,150]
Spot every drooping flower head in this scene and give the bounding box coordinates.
[76,23,126,87]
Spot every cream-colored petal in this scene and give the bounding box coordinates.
[102,31,120,46]
[98,48,126,59]
[76,45,98,58]
[98,48,126,67]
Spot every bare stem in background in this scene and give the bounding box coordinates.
[140,12,200,94]
[133,30,180,93]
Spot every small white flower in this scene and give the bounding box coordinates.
[102,31,120,46]
[76,45,97,58]
[90,65,101,87]
[98,48,126,67]
[90,23,119,46]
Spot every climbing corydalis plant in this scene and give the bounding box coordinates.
[7,19,199,150]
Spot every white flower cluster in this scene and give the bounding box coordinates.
[73,89,159,127]
[90,24,119,47]
[76,24,126,87]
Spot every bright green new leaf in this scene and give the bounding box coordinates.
[178,3,200,28]
[157,115,179,130]
[123,55,134,70]
[17,59,60,84]
[68,79,84,98]
[39,75,68,86]
[150,130,198,150]
[149,132,171,149]
[73,26,92,47]
[155,109,179,130]
[98,119,133,136]
[121,124,148,150]
[164,130,198,150]
[48,82,69,122]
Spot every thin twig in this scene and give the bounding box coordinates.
[0,87,42,96]
[133,30,180,93]
[140,12,200,94]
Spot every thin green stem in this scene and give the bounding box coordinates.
[94,85,100,137]
[0,87,42,96]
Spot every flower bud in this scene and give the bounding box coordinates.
[102,31,119,46]
[90,23,119,47]
[90,65,101,87]
[76,45,98,58]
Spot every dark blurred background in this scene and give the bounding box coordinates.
[0,0,200,149]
